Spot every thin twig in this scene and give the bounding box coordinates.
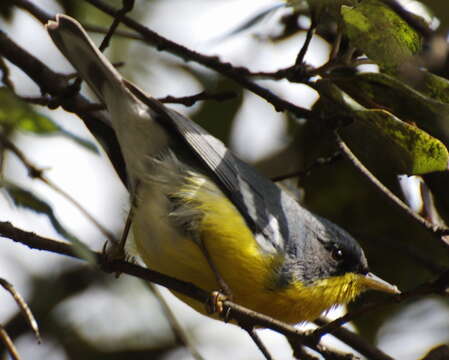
[242,326,274,360]
[248,67,294,80]
[328,24,343,63]
[18,95,106,112]
[20,90,235,110]
[0,278,40,343]
[97,0,135,52]
[314,318,393,360]
[271,151,342,182]
[0,325,21,360]
[148,284,205,360]
[70,0,135,98]
[0,134,117,244]
[250,57,374,81]
[290,342,320,360]
[83,23,143,40]
[294,17,316,67]
[335,132,449,242]
[159,90,236,106]
[316,344,361,360]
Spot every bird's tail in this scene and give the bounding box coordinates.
[46,14,132,111]
[47,14,175,188]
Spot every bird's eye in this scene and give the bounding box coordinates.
[331,247,344,261]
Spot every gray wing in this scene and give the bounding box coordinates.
[126,81,315,253]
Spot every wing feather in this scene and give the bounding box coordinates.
[126,82,300,251]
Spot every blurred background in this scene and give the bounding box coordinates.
[1,0,449,359]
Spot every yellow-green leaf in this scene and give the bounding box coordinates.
[0,87,98,152]
[333,72,449,145]
[316,80,449,174]
[419,72,449,104]
[0,87,58,134]
[345,109,449,175]
[341,0,421,72]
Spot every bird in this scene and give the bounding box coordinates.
[46,14,399,324]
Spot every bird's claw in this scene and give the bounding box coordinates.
[206,290,232,322]
[101,240,134,277]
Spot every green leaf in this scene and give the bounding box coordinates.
[316,80,449,174]
[4,182,74,239]
[341,0,421,72]
[2,182,95,263]
[0,88,59,134]
[419,72,449,104]
[347,109,449,175]
[333,72,449,146]
[0,87,98,152]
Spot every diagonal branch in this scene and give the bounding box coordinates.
[0,278,40,344]
[0,325,21,360]
[335,132,449,244]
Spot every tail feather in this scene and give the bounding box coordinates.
[47,15,170,184]
[46,14,131,109]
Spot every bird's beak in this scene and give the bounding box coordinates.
[360,272,401,294]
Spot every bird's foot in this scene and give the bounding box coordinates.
[101,240,134,277]
[206,290,232,322]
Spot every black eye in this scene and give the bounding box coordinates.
[331,247,344,261]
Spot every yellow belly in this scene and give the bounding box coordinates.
[132,174,273,305]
